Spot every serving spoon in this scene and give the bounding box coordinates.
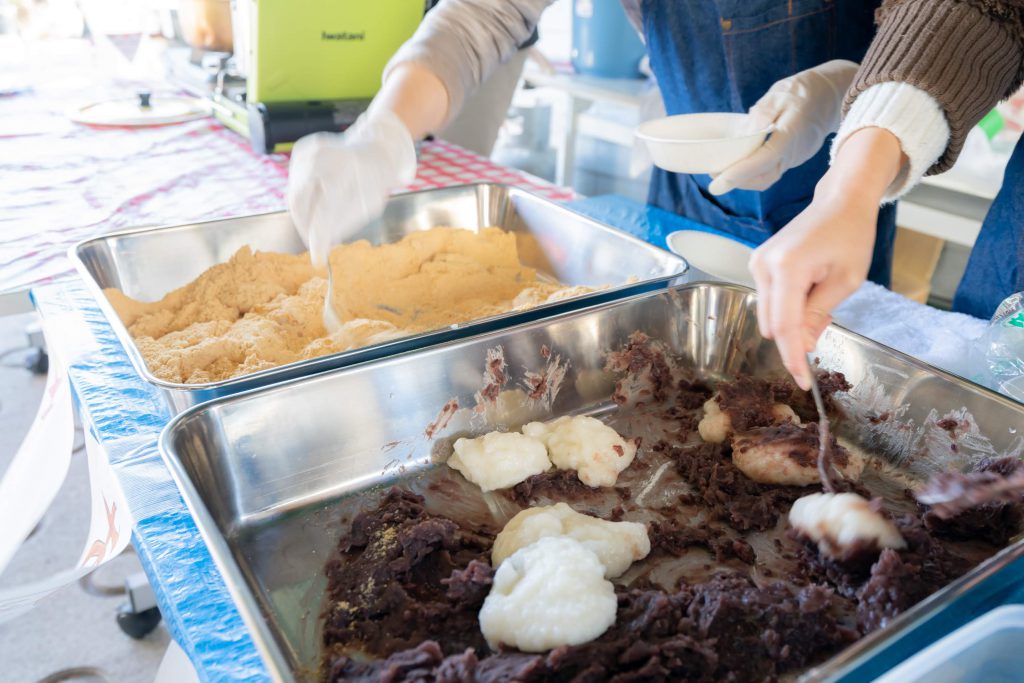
[324,256,344,334]
[809,353,839,493]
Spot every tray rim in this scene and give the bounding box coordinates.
[158,280,1024,683]
[69,182,688,398]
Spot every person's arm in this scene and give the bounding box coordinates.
[379,0,554,136]
[846,0,1024,178]
[754,0,1024,389]
[832,82,950,201]
[289,0,553,266]
[367,63,450,142]
[750,127,905,389]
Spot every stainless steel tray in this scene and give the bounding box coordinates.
[160,282,1024,682]
[72,183,687,413]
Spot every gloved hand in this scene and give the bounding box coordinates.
[708,60,859,195]
[287,109,417,267]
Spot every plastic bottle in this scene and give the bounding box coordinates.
[970,292,1024,401]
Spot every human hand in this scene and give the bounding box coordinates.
[709,60,859,195]
[750,127,906,389]
[287,109,416,267]
[749,188,878,388]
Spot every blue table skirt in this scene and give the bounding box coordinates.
[33,280,268,683]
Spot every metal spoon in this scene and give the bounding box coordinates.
[808,353,838,493]
[323,255,344,334]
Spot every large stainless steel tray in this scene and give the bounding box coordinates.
[72,183,687,413]
[160,282,1024,682]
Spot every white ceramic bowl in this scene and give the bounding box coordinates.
[636,112,771,174]
[666,230,755,287]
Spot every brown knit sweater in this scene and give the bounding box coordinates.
[846,0,1024,174]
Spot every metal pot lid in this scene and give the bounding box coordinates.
[70,92,209,127]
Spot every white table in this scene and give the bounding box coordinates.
[522,69,650,186]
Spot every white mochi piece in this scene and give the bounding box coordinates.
[448,431,551,492]
[479,536,617,652]
[492,502,650,578]
[522,416,636,487]
[789,492,905,559]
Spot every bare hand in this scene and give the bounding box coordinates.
[750,127,906,389]
[749,189,878,389]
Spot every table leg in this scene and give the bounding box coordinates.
[553,91,586,189]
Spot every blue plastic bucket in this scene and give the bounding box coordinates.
[571,0,646,78]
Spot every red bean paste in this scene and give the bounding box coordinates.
[320,363,1010,682]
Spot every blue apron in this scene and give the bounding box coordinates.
[640,0,897,286]
[952,137,1024,318]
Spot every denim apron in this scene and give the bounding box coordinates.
[641,0,897,286]
[952,137,1024,318]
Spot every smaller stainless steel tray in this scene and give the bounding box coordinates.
[72,183,687,413]
[161,282,1024,683]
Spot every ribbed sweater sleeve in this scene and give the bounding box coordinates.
[845,0,1024,174]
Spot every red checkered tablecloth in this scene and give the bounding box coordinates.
[410,140,572,199]
[0,42,571,294]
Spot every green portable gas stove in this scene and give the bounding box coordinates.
[177,0,425,153]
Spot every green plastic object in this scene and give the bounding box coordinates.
[248,0,424,104]
[978,109,1005,140]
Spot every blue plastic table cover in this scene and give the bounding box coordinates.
[564,194,745,252]
[32,279,269,683]
[29,194,1024,683]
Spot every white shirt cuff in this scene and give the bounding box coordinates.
[832,82,951,202]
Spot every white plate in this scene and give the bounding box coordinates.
[666,229,755,287]
[636,112,771,175]
[71,95,209,127]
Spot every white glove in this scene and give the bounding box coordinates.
[287,109,417,267]
[708,60,859,196]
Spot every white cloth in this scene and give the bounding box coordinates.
[834,281,986,379]
[833,82,951,202]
